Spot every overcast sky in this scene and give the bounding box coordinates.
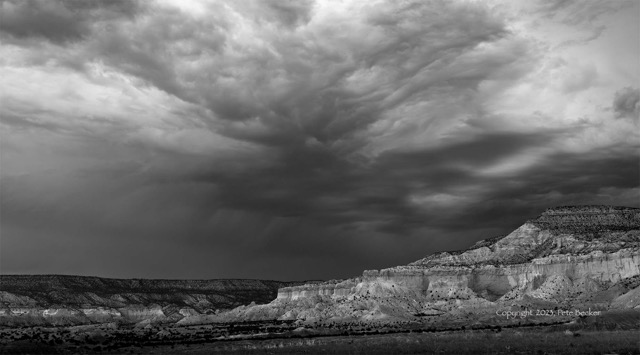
[1,0,638,281]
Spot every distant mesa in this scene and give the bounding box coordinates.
[0,277,315,327]
[1,205,639,328]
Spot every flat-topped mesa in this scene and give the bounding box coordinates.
[266,205,640,315]
[530,205,640,233]
[405,205,640,268]
[173,205,640,325]
[0,275,307,311]
[0,276,315,327]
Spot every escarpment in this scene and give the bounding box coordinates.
[218,205,640,324]
[0,276,314,327]
[3,205,638,327]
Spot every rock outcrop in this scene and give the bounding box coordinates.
[205,205,640,324]
[0,276,313,327]
[3,205,638,328]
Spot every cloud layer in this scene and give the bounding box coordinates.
[1,0,638,280]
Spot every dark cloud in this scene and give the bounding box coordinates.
[187,131,549,233]
[240,0,315,28]
[428,147,640,229]
[0,0,141,43]
[4,123,636,280]
[613,87,640,119]
[1,0,638,280]
[81,0,509,143]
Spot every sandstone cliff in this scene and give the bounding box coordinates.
[202,205,640,324]
[4,206,638,328]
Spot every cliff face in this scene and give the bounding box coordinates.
[0,276,312,327]
[211,206,640,324]
[4,206,639,327]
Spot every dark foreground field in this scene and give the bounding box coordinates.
[111,330,640,355]
[2,311,639,354]
[2,328,639,354]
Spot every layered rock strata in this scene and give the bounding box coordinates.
[0,276,313,326]
[207,206,640,324]
[3,205,638,327]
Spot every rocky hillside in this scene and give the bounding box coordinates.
[3,205,638,328]
[0,276,313,327]
[196,205,640,325]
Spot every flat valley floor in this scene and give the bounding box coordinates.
[3,328,639,354]
[123,330,640,355]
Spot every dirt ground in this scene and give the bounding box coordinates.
[2,328,639,354]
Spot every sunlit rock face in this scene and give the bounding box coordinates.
[223,206,640,323]
[80,307,122,323]
[2,205,638,327]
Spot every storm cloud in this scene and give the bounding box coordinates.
[1,0,638,280]
[614,87,640,119]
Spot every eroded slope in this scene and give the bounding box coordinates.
[0,276,313,326]
[200,206,640,325]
